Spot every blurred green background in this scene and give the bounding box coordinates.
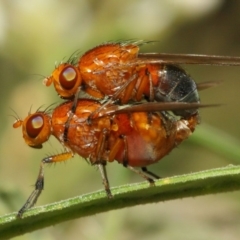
[1,0,240,239]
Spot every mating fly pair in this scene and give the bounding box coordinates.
[13,41,240,217]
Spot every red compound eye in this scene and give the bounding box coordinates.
[26,114,44,138]
[59,66,78,90]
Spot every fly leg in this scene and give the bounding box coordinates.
[97,163,112,198]
[141,167,160,179]
[135,68,154,101]
[63,86,81,141]
[87,74,138,121]
[17,152,73,218]
[17,163,44,218]
[108,73,138,103]
[125,165,155,186]
[92,128,113,198]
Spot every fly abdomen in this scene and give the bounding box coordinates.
[154,64,200,117]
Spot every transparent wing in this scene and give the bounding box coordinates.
[98,102,220,117]
[137,53,240,66]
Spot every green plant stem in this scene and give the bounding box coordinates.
[0,165,240,239]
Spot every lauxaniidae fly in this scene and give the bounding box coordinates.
[14,100,211,217]
[44,41,240,114]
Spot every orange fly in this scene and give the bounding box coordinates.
[13,99,208,217]
[44,40,240,117]
[43,40,240,143]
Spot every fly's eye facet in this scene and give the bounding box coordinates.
[26,114,44,138]
[59,66,78,90]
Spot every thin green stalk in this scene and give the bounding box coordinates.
[1,165,240,239]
